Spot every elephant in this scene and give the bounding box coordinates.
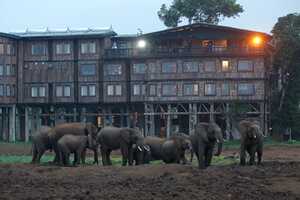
[97,127,144,166]
[130,144,151,165]
[48,122,99,164]
[57,134,96,166]
[239,120,264,166]
[144,135,190,164]
[190,122,223,169]
[31,126,52,164]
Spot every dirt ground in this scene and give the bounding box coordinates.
[0,145,300,200]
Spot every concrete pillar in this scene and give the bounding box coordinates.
[225,103,231,140]
[260,102,267,136]
[25,107,31,142]
[166,104,171,138]
[209,103,214,122]
[9,106,16,142]
[189,103,197,135]
[73,107,77,122]
[144,103,155,136]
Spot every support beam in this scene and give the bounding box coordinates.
[25,107,31,142]
[9,106,16,142]
[166,104,171,138]
[189,103,197,135]
[209,103,214,122]
[225,103,231,140]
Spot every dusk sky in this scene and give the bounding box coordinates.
[0,0,299,34]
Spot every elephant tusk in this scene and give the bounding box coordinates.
[216,139,220,143]
[138,146,143,152]
[144,146,150,152]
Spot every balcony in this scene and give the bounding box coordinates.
[104,46,265,59]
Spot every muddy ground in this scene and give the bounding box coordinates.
[0,145,300,200]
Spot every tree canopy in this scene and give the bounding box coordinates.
[158,0,244,27]
[271,13,300,139]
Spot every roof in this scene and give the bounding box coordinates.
[0,32,20,40]
[9,27,116,38]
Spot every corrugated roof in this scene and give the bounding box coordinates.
[10,27,116,38]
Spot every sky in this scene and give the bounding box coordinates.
[0,0,299,34]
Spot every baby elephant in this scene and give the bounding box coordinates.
[57,135,91,166]
[130,144,151,165]
[239,120,264,166]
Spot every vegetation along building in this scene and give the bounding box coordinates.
[0,23,272,141]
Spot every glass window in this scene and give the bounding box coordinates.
[89,85,96,96]
[31,87,38,97]
[6,65,11,76]
[184,84,199,96]
[141,85,146,95]
[56,43,71,54]
[81,42,96,54]
[0,65,3,76]
[183,62,199,73]
[115,85,122,96]
[7,44,14,55]
[149,85,156,96]
[64,86,71,97]
[0,85,3,96]
[162,62,177,73]
[31,44,46,55]
[39,87,46,97]
[6,85,10,96]
[0,44,4,54]
[162,84,177,96]
[107,85,114,96]
[205,83,216,96]
[238,60,253,71]
[133,84,140,95]
[221,83,230,96]
[204,61,216,72]
[80,64,96,76]
[105,64,122,75]
[5,65,15,76]
[133,63,146,74]
[238,83,255,95]
[81,85,88,96]
[89,42,96,53]
[56,86,63,97]
[222,60,230,72]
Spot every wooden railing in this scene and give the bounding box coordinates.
[104,46,265,59]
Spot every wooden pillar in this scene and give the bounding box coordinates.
[9,105,16,142]
[209,103,214,122]
[166,104,171,138]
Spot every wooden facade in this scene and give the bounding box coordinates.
[0,24,272,141]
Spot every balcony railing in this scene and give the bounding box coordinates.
[104,46,265,59]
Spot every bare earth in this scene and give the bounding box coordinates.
[0,145,300,200]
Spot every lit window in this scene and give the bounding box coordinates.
[162,84,177,96]
[238,83,255,95]
[238,60,253,72]
[115,85,122,96]
[205,83,216,96]
[80,64,96,76]
[31,87,38,97]
[222,60,230,72]
[162,62,177,73]
[39,87,46,97]
[107,85,114,96]
[56,86,63,97]
[204,61,216,72]
[80,85,88,96]
[221,83,230,96]
[184,84,199,96]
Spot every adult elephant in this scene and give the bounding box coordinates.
[190,122,223,169]
[31,126,52,163]
[48,122,99,164]
[130,144,151,165]
[239,120,264,166]
[97,127,144,166]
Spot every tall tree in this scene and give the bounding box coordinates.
[158,0,244,27]
[271,13,300,139]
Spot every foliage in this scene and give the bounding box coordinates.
[158,0,243,27]
[271,13,300,138]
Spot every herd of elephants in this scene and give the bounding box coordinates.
[31,120,264,169]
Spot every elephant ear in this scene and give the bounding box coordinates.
[120,128,132,144]
[85,123,97,138]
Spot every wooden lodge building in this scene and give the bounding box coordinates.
[0,23,272,142]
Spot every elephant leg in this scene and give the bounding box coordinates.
[53,144,61,164]
[190,149,194,163]
[31,145,38,164]
[81,149,86,165]
[197,144,205,169]
[240,142,246,166]
[100,147,107,166]
[106,150,112,165]
[248,146,256,165]
[74,151,80,166]
[93,148,99,165]
[205,147,213,167]
[257,144,263,165]
[128,147,134,166]
[36,149,45,163]
[121,146,129,166]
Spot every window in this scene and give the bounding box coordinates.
[221,60,230,72]
[204,61,216,72]
[89,85,96,96]
[238,60,253,72]
[221,83,230,96]
[56,43,71,54]
[238,83,255,95]
[6,65,15,76]
[162,84,177,96]
[162,62,177,73]
[205,83,216,96]
[107,85,114,96]
[133,63,146,74]
[31,87,38,97]
[184,84,199,96]
[149,85,156,96]
[183,62,199,73]
[80,64,96,76]
[80,42,96,54]
[0,65,3,76]
[64,86,71,97]
[133,85,140,96]
[39,87,46,97]
[31,44,46,55]
[7,44,15,55]
[115,85,122,96]
[0,85,3,96]
[0,44,4,54]
[104,64,122,75]
[6,85,11,96]
[56,86,63,97]
[80,85,88,96]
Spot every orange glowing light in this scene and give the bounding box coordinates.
[252,36,262,46]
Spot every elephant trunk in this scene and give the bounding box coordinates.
[215,141,223,156]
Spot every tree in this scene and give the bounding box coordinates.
[158,0,244,27]
[271,13,300,139]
